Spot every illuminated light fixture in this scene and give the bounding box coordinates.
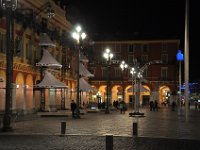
[0,0,18,10]
[47,3,55,18]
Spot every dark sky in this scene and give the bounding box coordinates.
[65,0,199,82]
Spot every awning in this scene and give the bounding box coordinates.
[34,71,67,88]
[79,77,96,92]
[79,63,94,77]
[127,84,149,92]
[39,33,56,47]
[36,49,62,68]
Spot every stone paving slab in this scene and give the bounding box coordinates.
[0,135,199,150]
[0,108,200,150]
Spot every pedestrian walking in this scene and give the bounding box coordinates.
[150,101,153,111]
[71,100,77,118]
[171,100,176,111]
[119,100,126,114]
[154,100,158,111]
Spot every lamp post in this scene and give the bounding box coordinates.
[130,68,143,114]
[120,61,128,102]
[1,0,17,131]
[184,0,189,121]
[72,25,86,118]
[176,50,184,110]
[130,67,136,110]
[103,48,113,114]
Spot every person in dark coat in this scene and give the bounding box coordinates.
[150,101,154,111]
[71,100,77,117]
[171,100,176,111]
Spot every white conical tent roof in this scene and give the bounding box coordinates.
[34,71,67,88]
[36,49,62,68]
[79,63,94,77]
[39,33,56,47]
[79,77,96,92]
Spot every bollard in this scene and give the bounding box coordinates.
[106,134,113,150]
[61,122,66,135]
[133,122,138,136]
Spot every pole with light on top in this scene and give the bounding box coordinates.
[176,50,184,111]
[72,25,86,118]
[103,48,113,114]
[120,61,128,103]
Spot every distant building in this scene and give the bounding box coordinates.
[88,39,180,106]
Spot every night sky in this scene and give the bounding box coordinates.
[65,0,199,82]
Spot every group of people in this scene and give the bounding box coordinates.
[150,100,179,111]
[149,100,158,111]
[113,100,119,109]
[113,100,127,114]
[70,99,128,117]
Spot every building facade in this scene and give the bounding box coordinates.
[88,39,180,107]
[0,0,92,113]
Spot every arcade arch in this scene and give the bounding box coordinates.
[159,85,171,105]
[15,73,25,110]
[25,74,34,111]
[0,70,6,110]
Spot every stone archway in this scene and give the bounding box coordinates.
[111,85,121,104]
[159,86,171,105]
[0,70,6,111]
[15,73,25,110]
[25,74,33,112]
[98,85,106,103]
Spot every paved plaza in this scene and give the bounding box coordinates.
[0,107,200,150]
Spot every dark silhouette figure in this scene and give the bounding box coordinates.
[150,101,154,111]
[172,101,176,111]
[115,100,119,109]
[71,100,77,117]
[154,100,158,111]
[119,100,126,114]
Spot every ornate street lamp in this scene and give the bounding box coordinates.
[130,67,143,114]
[1,0,18,131]
[72,25,86,118]
[120,61,128,102]
[103,48,113,114]
[130,67,136,110]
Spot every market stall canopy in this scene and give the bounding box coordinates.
[127,84,150,92]
[79,63,94,77]
[79,77,96,92]
[34,71,67,88]
[39,33,56,47]
[36,49,62,68]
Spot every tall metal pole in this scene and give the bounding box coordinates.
[105,58,110,114]
[136,78,141,113]
[3,9,12,131]
[131,74,134,109]
[179,61,182,109]
[122,70,125,102]
[2,4,15,131]
[184,0,189,121]
[76,45,80,117]
[72,26,86,118]
[134,76,137,112]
